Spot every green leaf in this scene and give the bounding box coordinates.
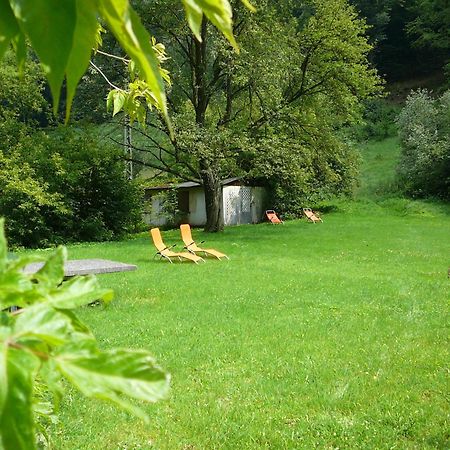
[56,348,170,422]
[0,218,6,272]
[98,0,168,121]
[14,304,73,346]
[0,339,9,414]
[106,90,115,111]
[0,0,20,59]
[240,0,255,13]
[30,246,66,289]
[9,0,77,113]
[113,91,126,116]
[11,30,26,75]
[182,0,203,40]
[0,348,39,450]
[54,309,91,335]
[182,0,238,51]
[65,0,99,122]
[49,275,114,309]
[0,271,35,310]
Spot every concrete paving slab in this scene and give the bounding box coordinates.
[23,259,137,277]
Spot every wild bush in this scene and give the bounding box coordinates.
[251,135,360,216]
[349,99,400,142]
[396,89,450,199]
[0,151,68,248]
[0,124,143,247]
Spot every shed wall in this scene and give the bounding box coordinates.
[187,188,207,226]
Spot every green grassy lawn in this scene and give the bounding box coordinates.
[356,136,402,198]
[48,203,449,449]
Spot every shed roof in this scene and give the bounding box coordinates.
[145,176,242,191]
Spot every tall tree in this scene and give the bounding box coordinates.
[124,0,381,231]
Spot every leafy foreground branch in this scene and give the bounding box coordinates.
[0,218,170,450]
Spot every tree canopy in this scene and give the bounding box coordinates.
[121,0,381,230]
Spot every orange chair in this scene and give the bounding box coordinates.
[265,210,283,224]
[180,224,229,260]
[150,228,204,264]
[303,208,323,223]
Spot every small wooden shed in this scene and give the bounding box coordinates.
[143,177,266,227]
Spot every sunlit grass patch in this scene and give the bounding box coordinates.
[46,201,450,449]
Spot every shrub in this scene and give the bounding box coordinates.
[0,150,68,248]
[0,125,144,247]
[32,127,144,244]
[251,135,360,217]
[349,99,400,142]
[396,89,450,199]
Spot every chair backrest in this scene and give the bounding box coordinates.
[303,208,320,221]
[265,210,282,223]
[150,228,166,252]
[180,224,194,246]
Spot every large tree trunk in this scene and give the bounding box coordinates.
[191,20,223,232]
[200,162,223,232]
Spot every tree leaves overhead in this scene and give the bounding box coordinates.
[0,0,246,122]
[8,0,77,113]
[65,0,99,122]
[98,0,169,121]
[0,0,20,59]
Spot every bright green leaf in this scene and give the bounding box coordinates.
[57,348,170,422]
[0,348,39,450]
[30,246,66,290]
[65,0,99,122]
[11,30,26,75]
[0,218,6,272]
[0,340,8,415]
[8,0,77,113]
[49,275,113,309]
[182,0,203,40]
[0,0,20,59]
[182,0,238,51]
[240,0,256,13]
[106,89,115,111]
[113,91,126,116]
[14,304,73,346]
[98,0,169,122]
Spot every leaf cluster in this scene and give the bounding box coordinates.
[0,218,170,449]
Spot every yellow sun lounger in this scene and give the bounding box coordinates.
[180,224,229,260]
[150,228,204,264]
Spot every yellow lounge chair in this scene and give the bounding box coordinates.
[180,224,229,260]
[303,208,323,223]
[150,228,204,264]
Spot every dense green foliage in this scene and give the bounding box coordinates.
[31,198,449,449]
[0,219,169,450]
[348,99,400,142]
[0,57,143,248]
[396,89,450,199]
[129,0,381,229]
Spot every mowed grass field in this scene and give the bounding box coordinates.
[49,201,450,449]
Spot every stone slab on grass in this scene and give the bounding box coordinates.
[24,259,137,277]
